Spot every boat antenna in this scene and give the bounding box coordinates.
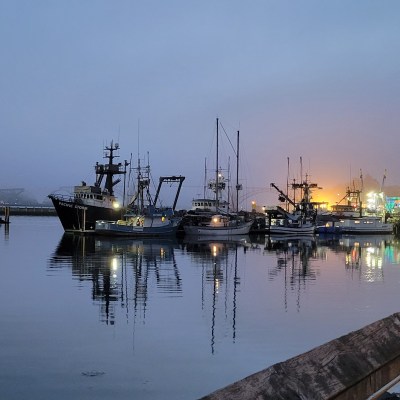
[381,169,387,193]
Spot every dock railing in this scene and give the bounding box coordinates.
[200,312,400,400]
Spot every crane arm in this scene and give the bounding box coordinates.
[270,183,296,207]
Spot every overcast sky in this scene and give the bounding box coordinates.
[1,0,399,208]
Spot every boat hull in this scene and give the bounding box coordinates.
[183,221,253,236]
[95,219,180,237]
[49,196,122,233]
[316,218,393,234]
[267,225,315,235]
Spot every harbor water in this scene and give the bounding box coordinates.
[2,216,400,399]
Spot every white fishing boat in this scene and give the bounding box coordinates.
[183,118,253,236]
[184,214,253,236]
[95,206,182,237]
[334,216,393,234]
[269,219,315,235]
[316,181,393,234]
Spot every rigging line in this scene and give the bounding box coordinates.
[219,121,237,156]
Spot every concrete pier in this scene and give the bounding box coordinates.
[200,313,400,400]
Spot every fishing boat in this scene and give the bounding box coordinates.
[95,206,182,236]
[331,216,393,234]
[265,177,319,236]
[316,182,393,234]
[184,214,253,236]
[183,118,253,236]
[266,207,316,235]
[49,141,127,233]
[95,156,185,237]
[187,160,230,216]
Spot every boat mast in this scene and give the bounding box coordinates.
[95,141,124,197]
[122,158,130,207]
[236,130,239,214]
[286,157,290,212]
[215,118,219,210]
[203,158,207,199]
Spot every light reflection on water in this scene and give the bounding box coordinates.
[48,235,184,325]
[2,218,400,399]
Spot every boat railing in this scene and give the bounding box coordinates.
[49,193,75,202]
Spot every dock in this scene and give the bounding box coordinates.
[1,205,57,223]
[200,312,400,400]
[1,205,56,217]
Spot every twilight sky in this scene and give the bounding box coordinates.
[1,1,399,209]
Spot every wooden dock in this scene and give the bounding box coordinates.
[200,313,400,400]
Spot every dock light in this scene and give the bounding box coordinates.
[113,201,120,209]
[212,245,218,257]
[111,257,118,271]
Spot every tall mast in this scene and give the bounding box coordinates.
[286,157,290,212]
[236,130,239,214]
[203,158,207,199]
[215,118,219,209]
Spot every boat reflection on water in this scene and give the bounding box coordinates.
[264,234,399,282]
[47,232,400,354]
[317,234,398,282]
[181,234,257,354]
[262,233,400,311]
[48,233,259,354]
[48,234,182,325]
[263,235,319,312]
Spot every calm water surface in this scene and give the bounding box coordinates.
[1,216,400,399]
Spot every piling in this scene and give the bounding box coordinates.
[1,206,10,224]
[200,312,400,400]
